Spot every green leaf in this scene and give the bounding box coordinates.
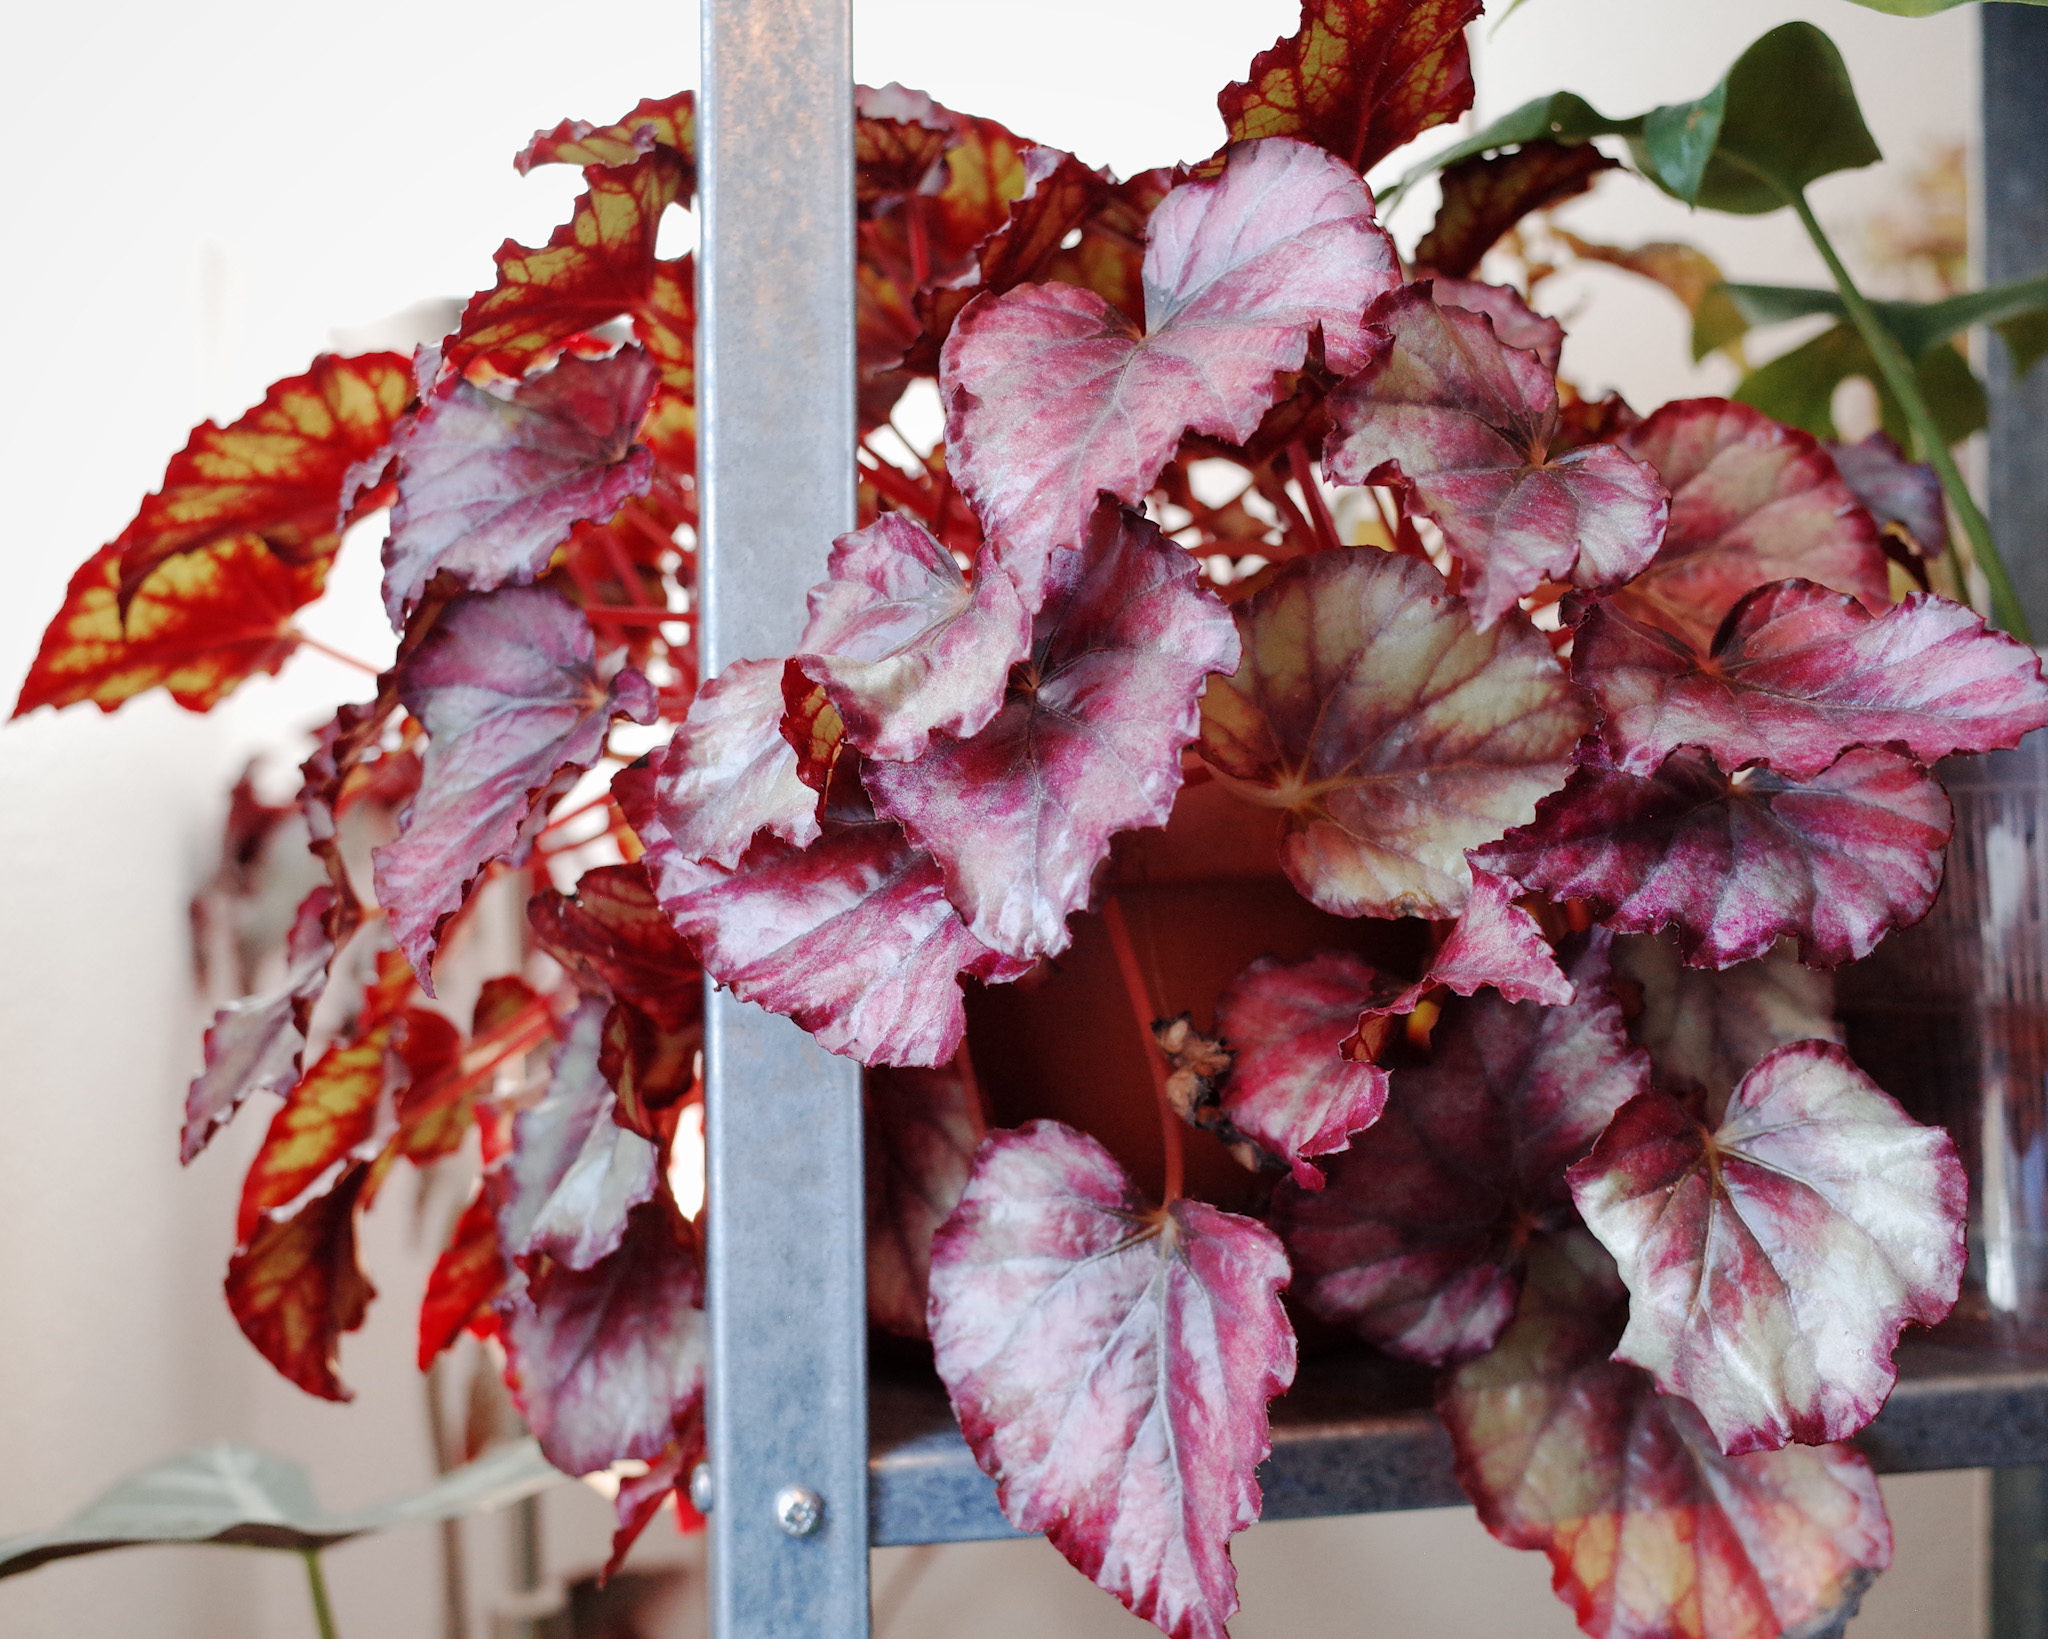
[1735,322,1985,446]
[1997,311,2048,379]
[0,1439,560,1579]
[1636,24,1881,214]
[1381,93,1640,208]
[1691,284,1753,361]
[1723,272,2048,360]
[1840,0,2048,13]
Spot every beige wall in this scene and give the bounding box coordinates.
[0,1,1989,1635]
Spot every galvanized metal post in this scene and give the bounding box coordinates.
[1984,7,2048,1636]
[698,1,868,1634]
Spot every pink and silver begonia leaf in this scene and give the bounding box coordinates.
[1576,579,2048,781]
[1611,932,1841,1118]
[1477,746,1953,969]
[624,806,1031,1068]
[928,1120,1295,1639]
[1271,932,1648,1365]
[498,1197,706,1478]
[1441,1229,1892,1639]
[631,657,821,870]
[372,587,656,989]
[865,1058,986,1339]
[1569,1040,1966,1455]
[1199,547,1588,921]
[867,507,1239,961]
[941,138,1398,606]
[793,512,1031,762]
[1829,430,1948,558]
[1325,284,1668,627]
[381,347,659,626]
[1429,276,1564,373]
[1609,398,1890,653]
[1355,867,1574,1028]
[1210,950,1394,1187]
[492,997,660,1273]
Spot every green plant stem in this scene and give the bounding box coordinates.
[301,1549,340,1639]
[1783,187,2030,640]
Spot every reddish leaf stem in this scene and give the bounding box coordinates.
[579,605,688,626]
[536,789,618,839]
[1287,443,1344,555]
[1101,896,1183,1205]
[858,449,941,522]
[291,631,383,677]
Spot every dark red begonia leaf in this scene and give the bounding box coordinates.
[1219,0,1479,177]
[1210,950,1392,1187]
[15,535,326,717]
[372,588,656,986]
[1610,399,1889,653]
[794,512,1031,764]
[107,352,415,603]
[1611,932,1841,1116]
[381,347,659,625]
[866,508,1238,960]
[418,1188,505,1371]
[1413,141,1618,281]
[1577,579,2048,781]
[1570,1041,1966,1454]
[628,803,1030,1068]
[1199,547,1588,920]
[516,90,696,187]
[528,861,700,1032]
[1326,284,1668,626]
[1441,1230,1891,1639]
[499,1198,706,1477]
[928,1121,1295,1639]
[1355,867,1574,1030]
[603,1414,707,1579]
[629,658,820,871]
[225,1162,376,1402]
[866,1058,987,1338]
[450,154,686,379]
[855,81,955,202]
[1477,747,1953,969]
[1272,933,1647,1364]
[942,139,1399,606]
[1829,430,1948,558]
[182,884,357,1165]
[494,998,661,1273]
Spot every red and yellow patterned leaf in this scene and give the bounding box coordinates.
[1609,399,1889,653]
[449,155,685,379]
[867,508,1239,960]
[1199,547,1588,919]
[110,352,415,601]
[1326,284,1667,625]
[1273,934,1647,1364]
[1413,141,1617,279]
[866,1059,986,1339]
[516,90,696,186]
[1441,1231,1892,1639]
[15,534,325,717]
[929,1121,1295,1639]
[1570,1042,1965,1454]
[1576,580,2048,781]
[418,1188,505,1370]
[235,1017,391,1246]
[1218,0,1479,176]
[225,1163,376,1402]
[1477,747,1953,969]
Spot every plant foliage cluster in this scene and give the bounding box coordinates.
[16,4,2048,1634]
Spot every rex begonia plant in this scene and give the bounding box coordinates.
[16,4,2048,1635]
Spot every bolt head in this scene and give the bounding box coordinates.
[688,1462,714,1516]
[773,1484,824,1537]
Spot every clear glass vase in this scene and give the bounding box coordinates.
[1838,729,2048,1347]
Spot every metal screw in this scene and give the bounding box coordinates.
[773,1484,824,1537]
[688,1462,714,1516]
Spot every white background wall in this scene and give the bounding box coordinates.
[0,1,1992,1635]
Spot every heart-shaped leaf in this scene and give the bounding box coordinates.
[1570,1040,1965,1453]
[942,139,1398,605]
[1608,398,1889,653]
[381,347,659,625]
[793,513,1031,762]
[1577,580,2048,780]
[225,1163,376,1402]
[1271,933,1647,1363]
[1199,546,1588,919]
[866,1059,986,1339]
[1441,1230,1891,1639]
[1477,746,1953,968]
[867,508,1238,960]
[372,588,656,987]
[929,1121,1295,1639]
[1326,284,1668,625]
